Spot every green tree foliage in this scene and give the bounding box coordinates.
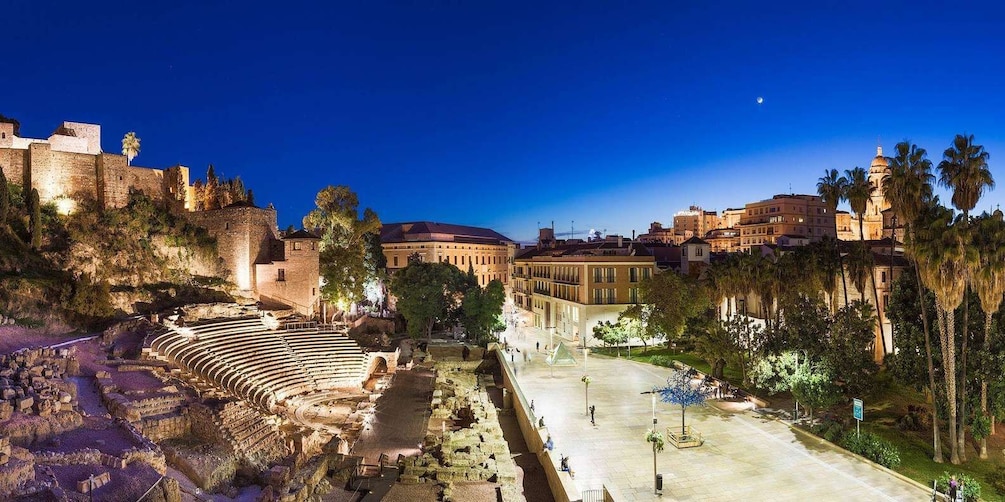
[749,352,799,395]
[29,188,41,249]
[68,273,115,327]
[0,168,9,227]
[827,301,879,396]
[790,364,840,419]
[460,279,505,345]
[773,296,830,356]
[390,261,465,341]
[303,185,382,308]
[624,271,708,345]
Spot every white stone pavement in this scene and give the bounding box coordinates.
[501,324,929,501]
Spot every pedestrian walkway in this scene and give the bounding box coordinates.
[502,324,928,501]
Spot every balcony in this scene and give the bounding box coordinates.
[553,275,580,285]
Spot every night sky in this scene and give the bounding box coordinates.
[5,1,1005,242]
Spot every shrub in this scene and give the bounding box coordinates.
[936,472,981,502]
[649,355,673,368]
[811,419,845,443]
[841,431,901,468]
[988,465,1005,497]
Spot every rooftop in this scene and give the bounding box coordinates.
[381,221,513,245]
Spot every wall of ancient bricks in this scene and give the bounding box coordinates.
[186,206,279,291]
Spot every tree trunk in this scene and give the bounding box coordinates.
[940,304,960,465]
[682,405,686,435]
[914,264,943,463]
[840,254,850,307]
[958,294,969,462]
[870,271,887,356]
[981,379,988,459]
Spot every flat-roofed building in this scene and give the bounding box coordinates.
[380,222,515,287]
[512,240,655,345]
[737,194,835,251]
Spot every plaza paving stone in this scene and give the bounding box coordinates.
[502,325,928,501]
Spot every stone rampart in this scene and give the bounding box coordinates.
[185,207,278,291]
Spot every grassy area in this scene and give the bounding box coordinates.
[590,346,745,385]
[849,382,1005,500]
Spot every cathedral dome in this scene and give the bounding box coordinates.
[870,145,888,174]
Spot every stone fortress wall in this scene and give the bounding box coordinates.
[1,119,318,315]
[0,121,192,212]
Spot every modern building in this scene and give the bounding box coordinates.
[673,206,723,240]
[737,194,836,251]
[380,222,516,287]
[512,239,655,345]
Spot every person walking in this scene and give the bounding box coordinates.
[589,405,596,426]
[536,341,540,352]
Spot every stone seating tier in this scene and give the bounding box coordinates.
[146,317,370,416]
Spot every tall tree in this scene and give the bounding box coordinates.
[29,188,41,249]
[914,204,968,464]
[938,133,993,462]
[884,141,942,462]
[390,261,465,341]
[121,132,141,166]
[817,169,850,305]
[623,270,708,345]
[844,166,886,354]
[0,167,9,227]
[460,279,505,345]
[969,213,1005,459]
[303,185,382,309]
[204,165,220,210]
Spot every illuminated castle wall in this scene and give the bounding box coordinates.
[0,121,194,212]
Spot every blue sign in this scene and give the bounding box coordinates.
[853,398,863,421]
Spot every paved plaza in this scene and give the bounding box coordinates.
[503,324,929,501]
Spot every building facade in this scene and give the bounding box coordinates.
[512,241,655,345]
[737,194,836,251]
[380,222,515,287]
[673,206,722,239]
[847,146,891,241]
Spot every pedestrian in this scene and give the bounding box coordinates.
[530,399,535,411]
[545,434,553,450]
[536,341,540,352]
[949,475,959,501]
[589,405,596,426]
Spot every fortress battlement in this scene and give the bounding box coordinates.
[0,120,194,213]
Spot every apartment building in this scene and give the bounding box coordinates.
[512,241,656,345]
[737,194,836,251]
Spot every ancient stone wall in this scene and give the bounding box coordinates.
[128,165,166,201]
[186,206,278,291]
[0,147,26,186]
[256,237,319,315]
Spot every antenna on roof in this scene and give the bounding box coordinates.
[571,220,574,240]
[789,183,793,195]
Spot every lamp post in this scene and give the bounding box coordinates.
[642,389,660,494]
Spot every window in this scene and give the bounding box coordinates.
[312,288,316,296]
[462,256,465,265]
[277,269,286,281]
[630,288,640,304]
[881,271,887,283]
[697,247,704,256]
[630,267,639,282]
[225,222,230,230]
[606,267,615,283]
[393,256,399,267]
[642,268,651,280]
[593,268,602,283]
[594,289,603,304]
[293,241,302,250]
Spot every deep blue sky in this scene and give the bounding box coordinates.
[5,2,1005,242]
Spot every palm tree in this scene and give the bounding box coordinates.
[938,133,994,462]
[970,213,1005,459]
[914,205,969,465]
[818,169,850,305]
[844,241,873,300]
[845,166,887,354]
[884,141,941,462]
[121,132,141,166]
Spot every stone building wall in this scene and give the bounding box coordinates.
[256,237,319,315]
[186,206,278,292]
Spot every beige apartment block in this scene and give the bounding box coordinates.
[737,194,836,251]
[381,222,515,287]
[673,206,723,238]
[512,242,655,344]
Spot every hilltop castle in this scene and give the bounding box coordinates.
[0,120,319,316]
